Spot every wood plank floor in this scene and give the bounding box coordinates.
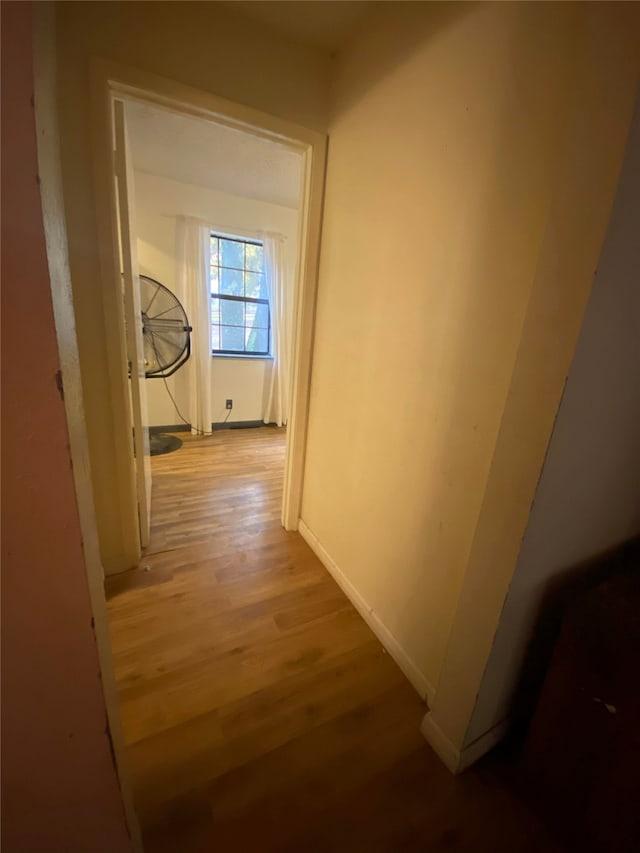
[105,427,561,852]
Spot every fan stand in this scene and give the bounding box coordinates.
[149,433,183,457]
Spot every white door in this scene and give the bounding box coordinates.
[113,99,151,548]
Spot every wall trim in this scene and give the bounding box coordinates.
[150,421,274,433]
[212,419,269,431]
[420,712,510,774]
[33,9,142,845]
[149,423,191,434]
[298,518,435,705]
[420,712,461,773]
[459,718,510,770]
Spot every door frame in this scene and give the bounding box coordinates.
[90,58,327,569]
[112,99,152,550]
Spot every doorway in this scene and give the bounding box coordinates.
[120,98,303,553]
[91,60,327,576]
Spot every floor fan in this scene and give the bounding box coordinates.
[140,275,192,455]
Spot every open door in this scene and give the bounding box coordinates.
[113,99,151,548]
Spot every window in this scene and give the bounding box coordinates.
[210,234,270,356]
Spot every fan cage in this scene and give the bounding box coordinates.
[140,275,192,378]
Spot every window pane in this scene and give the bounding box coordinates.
[245,243,263,272]
[221,325,244,351]
[245,271,266,299]
[246,328,268,354]
[253,302,269,329]
[221,299,244,327]
[211,236,270,356]
[220,238,244,270]
[220,268,243,296]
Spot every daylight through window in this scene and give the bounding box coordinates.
[210,234,270,356]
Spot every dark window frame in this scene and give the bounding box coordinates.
[210,233,271,357]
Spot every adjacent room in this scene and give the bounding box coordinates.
[119,101,302,555]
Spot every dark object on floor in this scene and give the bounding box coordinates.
[522,540,640,853]
[150,433,182,456]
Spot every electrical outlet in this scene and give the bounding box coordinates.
[226,399,233,410]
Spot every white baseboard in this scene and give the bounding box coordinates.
[459,718,510,770]
[420,712,461,773]
[103,552,137,576]
[298,518,435,705]
[420,712,510,774]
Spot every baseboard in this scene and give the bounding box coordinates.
[102,552,138,577]
[150,421,274,433]
[212,419,267,431]
[149,423,190,434]
[459,718,510,770]
[420,712,461,773]
[298,518,435,705]
[420,713,510,774]
[151,420,278,433]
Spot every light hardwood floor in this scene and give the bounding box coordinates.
[106,427,560,852]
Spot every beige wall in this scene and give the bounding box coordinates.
[466,95,640,748]
[301,0,640,761]
[56,0,330,570]
[133,171,300,426]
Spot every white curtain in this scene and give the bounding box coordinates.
[262,234,289,427]
[176,217,212,435]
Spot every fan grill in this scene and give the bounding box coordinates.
[140,275,191,378]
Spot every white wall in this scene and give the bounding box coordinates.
[465,96,640,747]
[133,171,300,427]
[300,0,640,765]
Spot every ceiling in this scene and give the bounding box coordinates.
[219,1,374,53]
[126,100,303,209]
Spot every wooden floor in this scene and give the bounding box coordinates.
[106,428,561,852]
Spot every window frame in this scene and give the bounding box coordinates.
[210,233,271,358]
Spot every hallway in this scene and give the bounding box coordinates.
[105,428,559,852]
